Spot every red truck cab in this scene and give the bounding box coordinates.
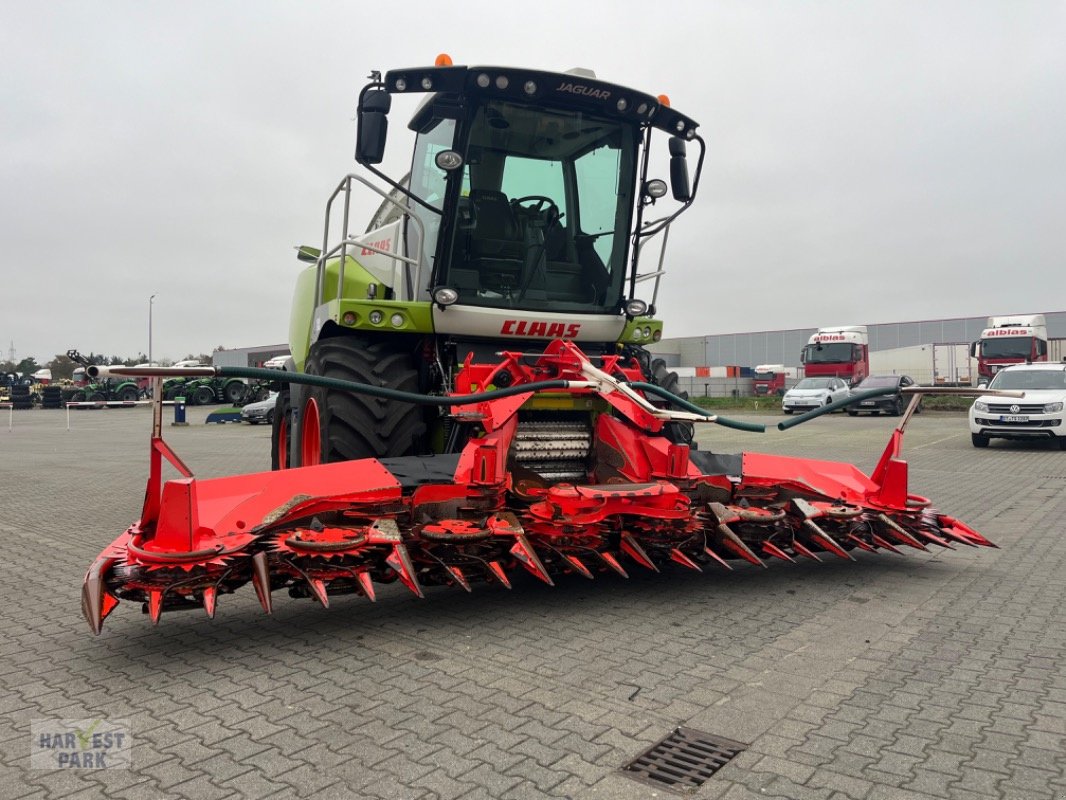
[801,326,869,386]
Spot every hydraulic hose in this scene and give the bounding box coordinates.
[628,382,765,433]
[218,367,766,433]
[90,363,767,432]
[218,366,570,406]
[776,388,899,430]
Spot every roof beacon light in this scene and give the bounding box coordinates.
[657,94,671,108]
[435,53,453,67]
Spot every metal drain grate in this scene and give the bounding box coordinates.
[622,727,746,794]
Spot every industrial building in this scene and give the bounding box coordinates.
[650,311,1066,397]
[210,343,290,369]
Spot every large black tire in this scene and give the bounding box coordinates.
[116,385,139,403]
[891,398,904,416]
[89,391,106,402]
[271,390,291,470]
[649,358,694,446]
[224,381,245,405]
[302,337,426,464]
[971,432,989,448]
[194,385,215,406]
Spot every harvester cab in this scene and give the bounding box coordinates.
[282,58,704,469]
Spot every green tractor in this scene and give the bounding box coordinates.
[178,375,248,406]
[157,360,246,406]
[67,351,141,403]
[276,58,700,469]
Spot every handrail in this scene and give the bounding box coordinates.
[632,215,673,305]
[315,174,427,307]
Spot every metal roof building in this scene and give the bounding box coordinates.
[651,311,1066,369]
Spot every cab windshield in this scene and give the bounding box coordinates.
[432,100,637,314]
[803,342,855,363]
[980,337,1032,358]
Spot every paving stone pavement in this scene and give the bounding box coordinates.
[0,406,1063,799]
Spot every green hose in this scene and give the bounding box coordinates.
[629,382,766,432]
[776,387,901,430]
[219,367,765,433]
[219,366,569,406]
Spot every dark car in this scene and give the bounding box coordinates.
[847,374,922,416]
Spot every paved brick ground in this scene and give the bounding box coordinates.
[0,406,1063,798]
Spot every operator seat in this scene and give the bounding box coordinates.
[466,190,525,293]
[541,222,588,303]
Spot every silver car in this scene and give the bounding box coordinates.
[240,391,278,425]
[782,377,850,414]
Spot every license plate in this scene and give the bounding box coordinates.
[1000,415,1029,422]
[861,401,875,406]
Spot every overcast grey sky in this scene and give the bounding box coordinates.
[2,1,1064,364]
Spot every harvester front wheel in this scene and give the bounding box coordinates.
[303,337,426,464]
[649,357,695,446]
[271,390,291,470]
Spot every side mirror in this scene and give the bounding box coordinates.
[668,137,691,202]
[969,341,978,358]
[356,88,391,165]
[296,245,321,263]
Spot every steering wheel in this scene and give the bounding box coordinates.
[510,195,562,226]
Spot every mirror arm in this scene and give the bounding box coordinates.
[634,133,706,241]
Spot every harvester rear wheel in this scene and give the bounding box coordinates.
[303,337,426,464]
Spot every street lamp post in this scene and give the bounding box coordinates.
[149,294,157,364]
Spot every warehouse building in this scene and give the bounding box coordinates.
[211,343,290,369]
[650,310,1066,397]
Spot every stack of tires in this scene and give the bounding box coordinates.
[9,384,32,410]
[41,385,63,409]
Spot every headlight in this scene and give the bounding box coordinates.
[1044,402,1064,413]
[625,299,648,317]
[973,401,988,412]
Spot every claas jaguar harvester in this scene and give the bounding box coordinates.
[82,56,996,633]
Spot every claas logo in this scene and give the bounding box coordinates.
[500,320,582,338]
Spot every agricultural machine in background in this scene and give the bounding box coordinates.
[67,350,141,403]
[177,375,248,406]
[157,361,249,406]
[82,57,1000,633]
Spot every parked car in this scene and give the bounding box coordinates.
[781,377,850,414]
[847,374,921,416]
[969,363,1066,449]
[240,391,278,425]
